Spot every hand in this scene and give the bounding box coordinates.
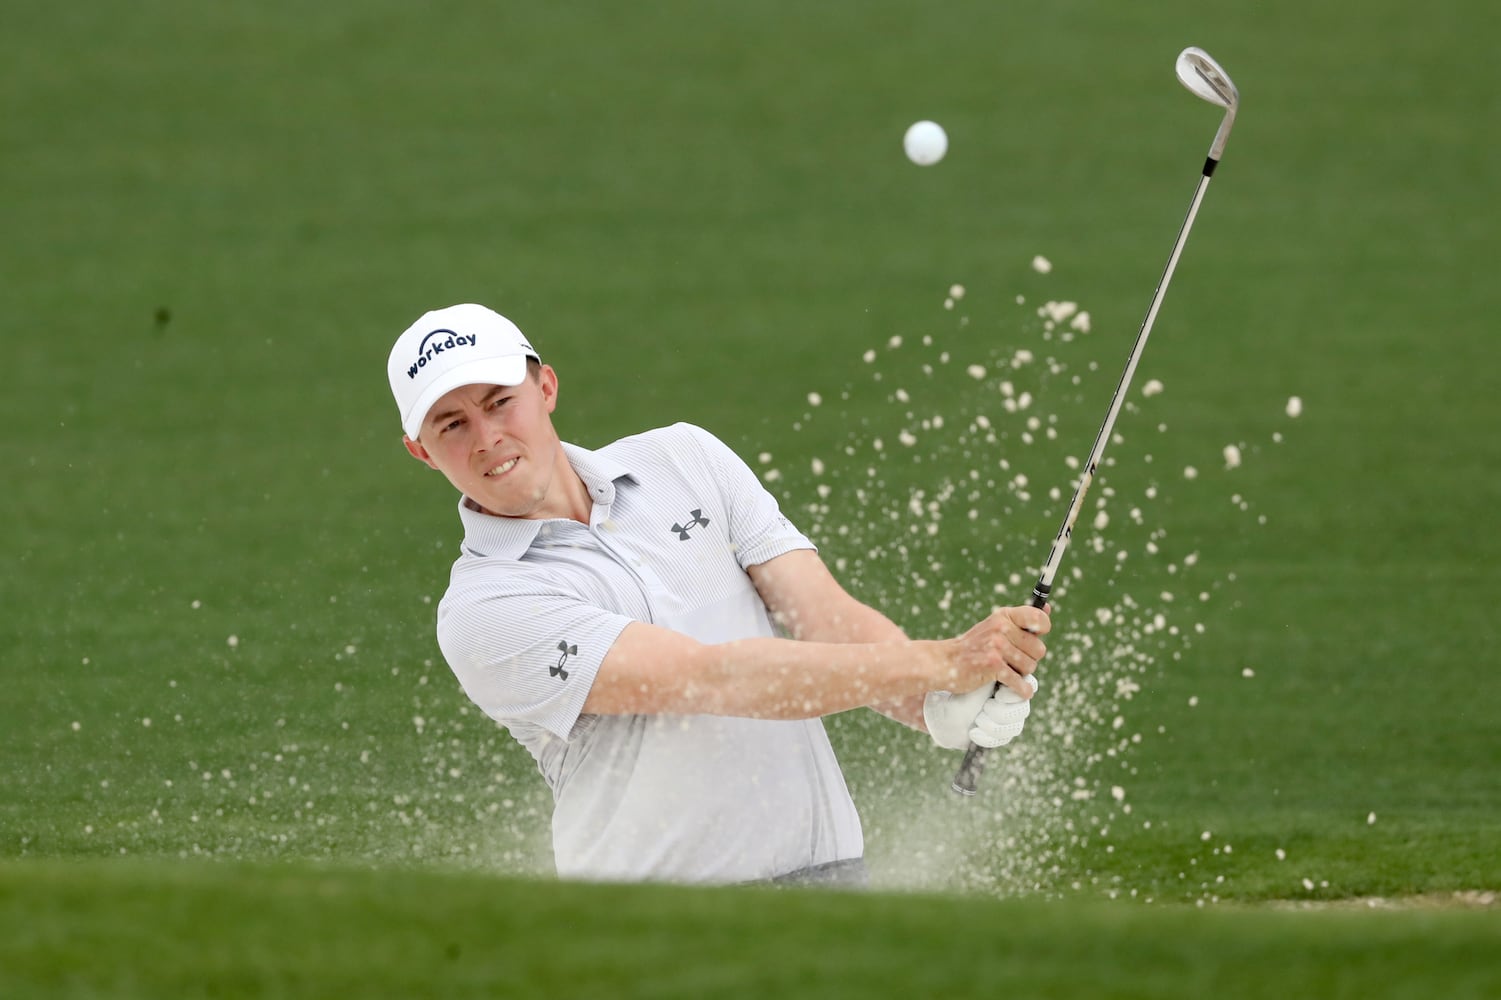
[943,604,1050,698]
[922,674,1040,750]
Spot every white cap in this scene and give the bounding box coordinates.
[387,304,540,439]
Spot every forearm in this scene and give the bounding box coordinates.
[689,634,954,720]
[585,621,955,720]
[776,597,927,730]
[585,602,1046,721]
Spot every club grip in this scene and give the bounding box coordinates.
[950,581,1050,796]
[951,741,987,795]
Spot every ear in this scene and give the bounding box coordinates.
[538,364,560,414]
[403,434,439,470]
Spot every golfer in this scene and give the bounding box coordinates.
[387,303,1048,886]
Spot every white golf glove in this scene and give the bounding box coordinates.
[922,675,1040,751]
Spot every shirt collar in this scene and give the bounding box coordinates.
[455,441,637,559]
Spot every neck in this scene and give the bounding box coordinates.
[551,465,593,524]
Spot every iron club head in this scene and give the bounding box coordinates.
[1176,47,1239,108]
[1176,47,1239,162]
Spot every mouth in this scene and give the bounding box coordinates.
[484,457,520,478]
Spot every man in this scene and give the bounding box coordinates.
[387,303,1048,886]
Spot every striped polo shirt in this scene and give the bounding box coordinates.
[434,422,863,884]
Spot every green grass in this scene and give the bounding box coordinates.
[2,860,1498,1000]
[2,0,1498,993]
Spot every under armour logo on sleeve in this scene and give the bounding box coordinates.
[670,508,710,540]
[552,640,577,680]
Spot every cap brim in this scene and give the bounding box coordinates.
[402,354,531,439]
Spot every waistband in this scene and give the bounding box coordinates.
[761,857,869,889]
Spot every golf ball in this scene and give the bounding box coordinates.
[903,120,947,165]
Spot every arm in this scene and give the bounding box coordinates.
[579,552,1048,721]
[747,549,928,730]
[580,621,944,719]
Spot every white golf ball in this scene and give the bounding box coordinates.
[903,120,948,165]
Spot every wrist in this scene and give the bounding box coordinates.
[922,682,996,750]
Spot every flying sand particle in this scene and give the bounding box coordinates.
[1032,254,1053,274]
[1040,301,1077,324]
[1286,396,1303,418]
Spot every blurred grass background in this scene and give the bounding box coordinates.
[2,0,1497,994]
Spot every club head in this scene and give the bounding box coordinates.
[1176,47,1239,162]
[1176,47,1239,109]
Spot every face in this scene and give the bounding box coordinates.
[403,365,570,519]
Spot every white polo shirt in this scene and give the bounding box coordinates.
[434,422,863,884]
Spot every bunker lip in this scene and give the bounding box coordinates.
[1265,890,1499,912]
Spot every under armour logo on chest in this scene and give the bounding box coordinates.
[670,508,710,540]
[552,640,576,680]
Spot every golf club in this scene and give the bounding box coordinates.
[951,46,1240,796]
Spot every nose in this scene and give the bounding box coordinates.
[470,405,506,453]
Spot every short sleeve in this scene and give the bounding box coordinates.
[436,570,634,742]
[680,423,814,569]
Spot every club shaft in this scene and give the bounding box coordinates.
[950,162,1217,797]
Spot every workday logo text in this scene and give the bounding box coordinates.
[406,328,478,379]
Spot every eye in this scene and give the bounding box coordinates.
[438,417,464,435]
